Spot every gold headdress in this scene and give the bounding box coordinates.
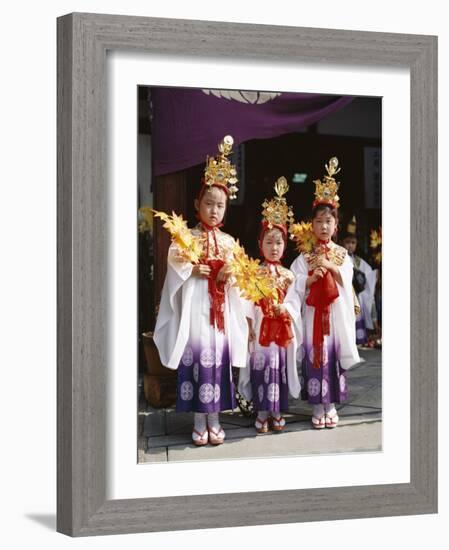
[261,176,294,231]
[346,215,357,235]
[204,135,239,199]
[313,156,341,208]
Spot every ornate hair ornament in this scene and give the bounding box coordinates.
[261,176,295,230]
[370,226,382,266]
[313,156,341,208]
[204,135,239,199]
[346,215,357,235]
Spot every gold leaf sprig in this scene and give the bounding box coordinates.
[370,227,382,266]
[138,206,154,233]
[229,242,278,303]
[370,228,381,249]
[152,209,202,264]
[289,221,317,254]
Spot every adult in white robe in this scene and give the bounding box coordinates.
[350,254,377,340]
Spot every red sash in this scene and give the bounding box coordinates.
[198,222,226,333]
[306,249,339,368]
[258,289,293,348]
[204,258,226,333]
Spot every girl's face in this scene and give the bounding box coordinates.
[261,228,285,262]
[312,209,337,242]
[195,186,227,227]
[342,236,357,254]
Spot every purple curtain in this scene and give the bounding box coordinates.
[151,88,353,176]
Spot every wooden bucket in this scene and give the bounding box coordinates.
[142,332,177,408]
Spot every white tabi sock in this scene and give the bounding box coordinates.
[254,410,268,429]
[324,403,337,415]
[207,412,221,431]
[312,404,325,418]
[193,412,207,434]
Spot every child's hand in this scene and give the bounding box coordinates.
[316,257,343,286]
[307,267,327,288]
[247,317,256,351]
[316,256,334,271]
[216,264,232,283]
[313,267,327,280]
[248,327,256,343]
[192,264,211,277]
[273,304,287,316]
[247,324,256,353]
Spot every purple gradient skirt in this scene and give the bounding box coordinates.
[355,311,368,345]
[250,345,289,413]
[176,341,236,413]
[299,336,348,405]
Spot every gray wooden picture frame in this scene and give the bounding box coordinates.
[57,12,438,537]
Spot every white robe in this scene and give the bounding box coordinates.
[351,255,377,330]
[154,242,248,371]
[286,249,361,370]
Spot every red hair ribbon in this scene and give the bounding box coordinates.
[312,199,337,208]
[197,179,230,202]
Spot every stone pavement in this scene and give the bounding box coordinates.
[138,348,382,463]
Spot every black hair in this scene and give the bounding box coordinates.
[311,203,339,221]
[341,232,358,241]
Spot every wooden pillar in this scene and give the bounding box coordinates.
[153,171,187,308]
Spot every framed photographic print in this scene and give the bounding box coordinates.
[57,13,437,536]
[137,86,383,464]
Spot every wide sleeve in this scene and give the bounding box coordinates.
[337,252,355,296]
[240,297,255,322]
[283,274,303,350]
[282,259,307,399]
[333,253,361,370]
[236,297,254,399]
[224,240,249,368]
[284,254,308,321]
[284,281,302,399]
[153,245,194,369]
[287,255,308,305]
[226,284,249,368]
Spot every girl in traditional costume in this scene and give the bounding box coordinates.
[341,217,377,346]
[153,136,248,446]
[238,178,301,434]
[286,158,360,429]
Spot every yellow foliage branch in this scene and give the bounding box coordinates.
[289,221,317,254]
[370,227,382,266]
[152,209,202,264]
[229,242,278,303]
